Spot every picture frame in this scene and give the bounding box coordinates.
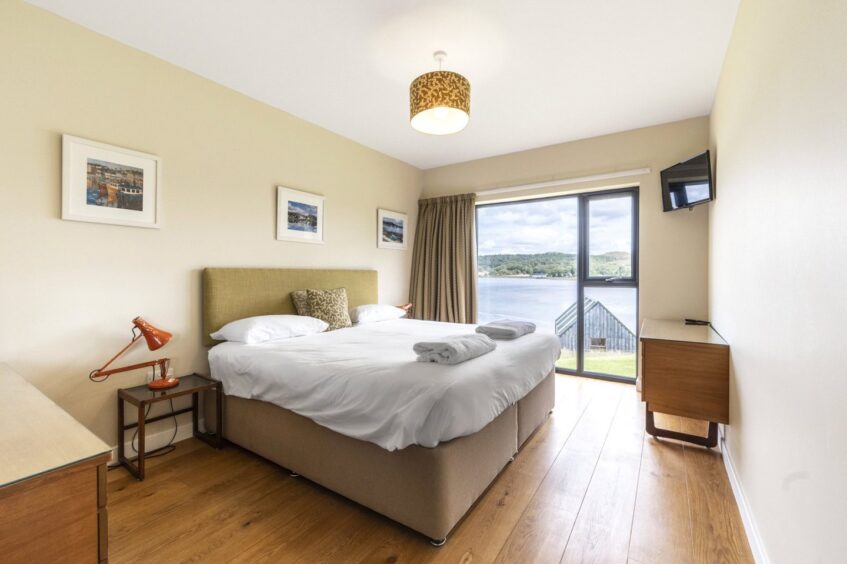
[377,208,408,250]
[277,186,325,244]
[62,134,162,229]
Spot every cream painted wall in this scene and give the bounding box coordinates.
[424,117,712,361]
[709,0,847,561]
[0,1,422,446]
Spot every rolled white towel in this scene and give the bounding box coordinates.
[476,320,536,340]
[413,334,497,365]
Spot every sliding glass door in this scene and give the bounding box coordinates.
[476,188,638,382]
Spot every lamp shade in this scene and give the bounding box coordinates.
[132,316,172,351]
[410,70,470,135]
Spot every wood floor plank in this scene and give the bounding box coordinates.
[102,376,754,564]
[493,383,625,564]
[124,471,294,563]
[653,412,711,439]
[627,434,693,564]
[559,384,645,564]
[108,447,275,545]
[684,447,754,564]
[410,376,601,564]
[356,375,600,564]
[108,440,253,506]
[231,482,392,564]
[109,454,282,561]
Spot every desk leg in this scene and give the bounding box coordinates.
[646,407,718,448]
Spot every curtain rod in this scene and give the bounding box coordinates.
[474,167,652,197]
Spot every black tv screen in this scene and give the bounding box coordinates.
[660,151,714,211]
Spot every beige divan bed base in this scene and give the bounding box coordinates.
[204,371,555,542]
[201,267,556,542]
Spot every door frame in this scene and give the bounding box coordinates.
[475,186,639,384]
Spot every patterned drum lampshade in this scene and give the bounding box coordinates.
[409,52,470,135]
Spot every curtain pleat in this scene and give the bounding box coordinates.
[408,193,477,323]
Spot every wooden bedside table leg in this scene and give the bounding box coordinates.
[193,384,224,449]
[117,396,125,467]
[192,391,199,435]
[215,383,223,448]
[136,404,146,480]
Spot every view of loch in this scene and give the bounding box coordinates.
[478,277,637,334]
[476,195,638,378]
[287,201,318,232]
[382,217,404,242]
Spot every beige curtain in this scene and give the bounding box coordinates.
[409,193,477,323]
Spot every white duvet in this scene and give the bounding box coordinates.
[208,319,561,451]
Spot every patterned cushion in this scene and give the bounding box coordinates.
[306,288,352,330]
[290,290,310,316]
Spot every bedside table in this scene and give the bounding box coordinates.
[117,374,223,480]
[640,319,729,448]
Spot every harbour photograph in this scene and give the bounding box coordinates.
[86,158,144,211]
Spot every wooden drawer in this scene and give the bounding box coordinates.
[642,339,729,424]
[0,455,108,563]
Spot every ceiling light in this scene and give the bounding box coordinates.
[409,51,470,135]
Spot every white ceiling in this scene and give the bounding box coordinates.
[27,0,739,169]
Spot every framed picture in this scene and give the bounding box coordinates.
[377,208,408,250]
[277,186,325,244]
[62,134,161,228]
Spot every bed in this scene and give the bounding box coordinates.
[201,267,558,543]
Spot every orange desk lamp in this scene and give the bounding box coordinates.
[89,316,178,390]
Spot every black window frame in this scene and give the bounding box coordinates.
[475,186,639,385]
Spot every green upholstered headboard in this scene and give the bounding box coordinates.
[202,268,378,346]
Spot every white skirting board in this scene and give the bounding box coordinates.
[720,426,770,564]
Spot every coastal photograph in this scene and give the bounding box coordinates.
[287,200,319,233]
[382,216,404,243]
[377,209,408,249]
[276,187,324,243]
[86,158,144,211]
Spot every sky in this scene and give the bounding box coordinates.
[477,196,632,255]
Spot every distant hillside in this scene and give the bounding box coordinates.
[588,251,633,277]
[478,251,631,278]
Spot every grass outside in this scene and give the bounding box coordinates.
[556,351,636,379]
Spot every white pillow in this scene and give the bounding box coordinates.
[350,304,407,324]
[210,315,328,344]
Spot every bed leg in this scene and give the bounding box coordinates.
[429,537,447,547]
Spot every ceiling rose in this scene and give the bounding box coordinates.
[409,51,470,135]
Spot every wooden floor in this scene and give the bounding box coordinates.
[107,375,753,563]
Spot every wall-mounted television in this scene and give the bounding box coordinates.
[660,151,714,212]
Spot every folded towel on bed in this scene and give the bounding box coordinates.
[413,334,497,365]
[475,320,536,340]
